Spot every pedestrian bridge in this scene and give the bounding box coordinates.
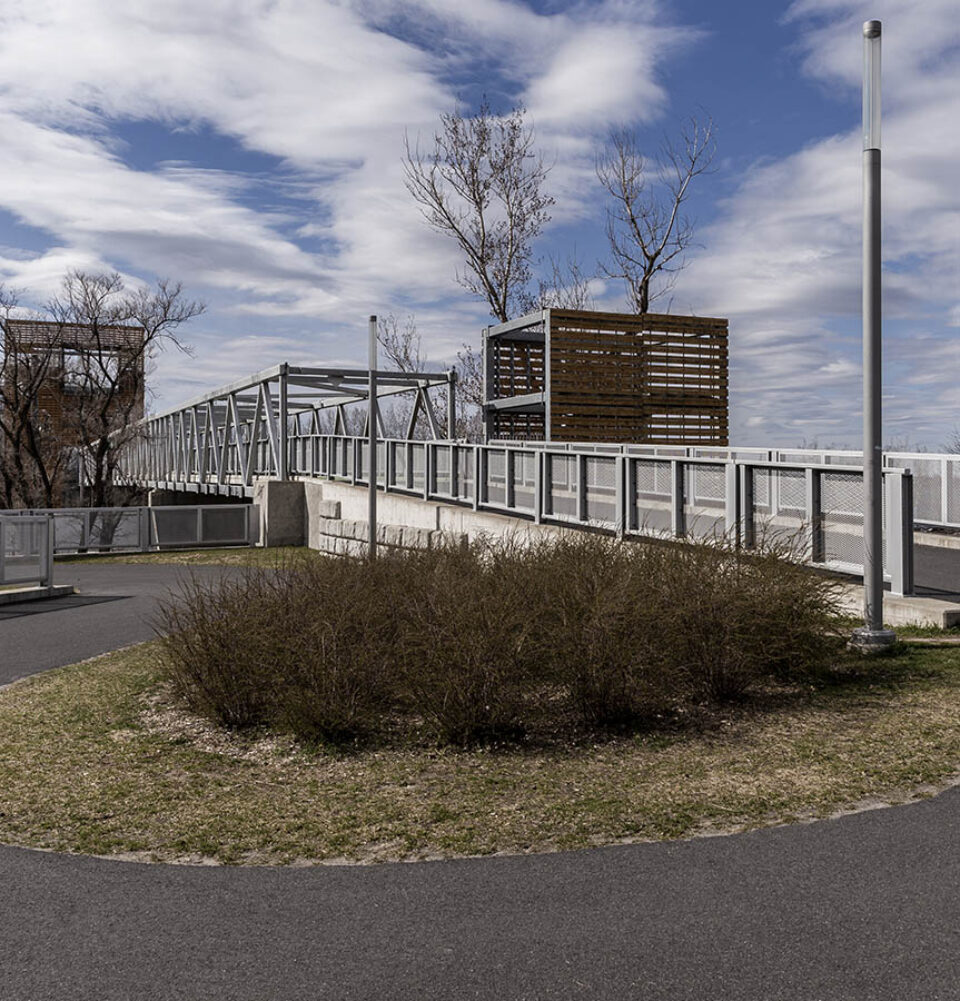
[114,359,960,600]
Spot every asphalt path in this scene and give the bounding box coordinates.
[0,560,958,999]
[0,563,240,685]
[914,542,960,601]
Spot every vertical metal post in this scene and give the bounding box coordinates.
[724,461,739,543]
[739,465,755,549]
[473,446,481,511]
[615,454,626,539]
[368,315,378,561]
[805,467,824,563]
[577,453,588,522]
[41,515,54,586]
[447,368,457,440]
[278,365,289,481]
[670,460,685,538]
[853,19,895,649]
[885,470,914,597]
[534,449,543,524]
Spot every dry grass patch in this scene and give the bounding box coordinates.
[0,640,958,864]
[57,546,309,567]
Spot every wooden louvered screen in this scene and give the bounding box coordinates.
[489,309,728,445]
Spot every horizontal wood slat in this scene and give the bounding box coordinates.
[489,309,728,445]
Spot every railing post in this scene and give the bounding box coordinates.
[885,470,914,596]
[473,446,481,511]
[724,460,739,544]
[41,515,54,586]
[942,457,949,526]
[670,460,685,538]
[506,449,516,510]
[805,467,823,563]
[450,444,458,499]
[615,454,626,539]
[351,438,359,486]
[577,453,588,523]
[424,443,432,500]
[739,465,755,549]
[139,507,150,552]
[534,449,544,524]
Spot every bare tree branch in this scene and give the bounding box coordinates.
[596,114,716,313]
[0,270,203,508]
[404,99,554,323]
[536,250,596,310]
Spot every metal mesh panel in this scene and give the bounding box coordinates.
[632,459,672,535]
[392,442,406,488]
[546,453,578,518]
[485,449,507,505]
[151,508,200,547]
[512,450,537,511]
[750,469,804,548]
[887,456,941,524]
[455,447,474,500]
[377,442,387,487]
[585,456,617,524]
[50,511,87,551]
[684,463,726,540]
[434,445,452,496]
[949,461,960,525]
[87,509,140,549]
[1,518,43,583]
[411,444,425,491]
[821,471,866,569]
[201,507,250,544]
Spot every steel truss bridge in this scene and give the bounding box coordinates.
[116,360,960,598]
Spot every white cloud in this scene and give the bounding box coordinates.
[672,0,960,448]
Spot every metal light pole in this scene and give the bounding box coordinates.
[368,314,378,561]
[852,19,895,652]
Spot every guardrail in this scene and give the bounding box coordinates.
[0,515,54,588]
[492,440,960,532]
[290,435,915,596]
[0,505,259,554]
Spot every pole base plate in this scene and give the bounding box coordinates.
[848,627,898,654]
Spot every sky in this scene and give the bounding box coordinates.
[0,0,956,449]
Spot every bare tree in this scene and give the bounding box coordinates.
[0,284,68,508]
[404,99,554,323]
[596,115,716,314]
[0,271,203,509]
[377,313,426,373]
[536,251,596,311]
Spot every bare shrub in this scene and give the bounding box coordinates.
[158,569,281,728]
[391,542,535,745]
[156,531,843,746]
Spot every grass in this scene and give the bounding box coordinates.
[56,545,311,567]
[0,638,958,865]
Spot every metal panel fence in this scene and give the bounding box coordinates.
[0,505,259,554]
[0,515,54,587]
[292,435,915,596]
[492,440,960,531]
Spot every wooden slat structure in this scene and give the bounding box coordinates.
[484,308,728,445]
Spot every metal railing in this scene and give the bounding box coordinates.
[1,505,259,554]
[493,441,960,532]
[291,435,915,596]
[0,515,54,588]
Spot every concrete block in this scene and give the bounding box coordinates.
[838,585,960,629]
[253,479,305,547]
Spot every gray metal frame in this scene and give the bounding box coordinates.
[0,514,54,587]
[302,435,915,596]
[116,363,456,496]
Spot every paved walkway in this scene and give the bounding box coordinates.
[0,563,240,685]
[0,561,958,999]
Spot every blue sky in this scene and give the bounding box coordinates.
[0,0,956,448]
